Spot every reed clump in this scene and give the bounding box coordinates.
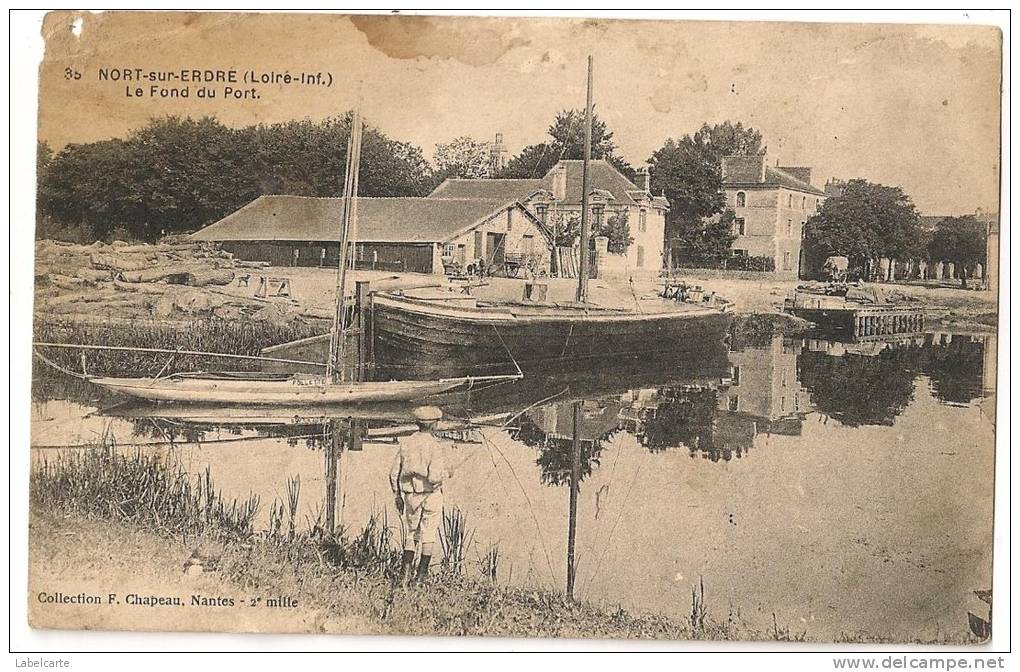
[31,435,260,539]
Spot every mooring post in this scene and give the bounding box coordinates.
[567,400,582,599]
[324,420,341,536]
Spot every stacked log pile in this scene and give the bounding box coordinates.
[34,239,327,326]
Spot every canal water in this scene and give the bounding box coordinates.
[30,330,996,642]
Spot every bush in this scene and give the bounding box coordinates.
[671,255,775,272]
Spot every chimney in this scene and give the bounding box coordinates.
[635,166,651,193]
[551,163,567,201]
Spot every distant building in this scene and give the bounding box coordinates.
[430,159,669,275]
[487,133,509,175]
[721,155,827,278]
[191,195,552,275]
[717,333,811,436]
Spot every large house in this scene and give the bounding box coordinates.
[721,155,827,277]
[191,195,553,275]
[430,159,670,275]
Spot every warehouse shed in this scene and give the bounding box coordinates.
[191,195,553,275]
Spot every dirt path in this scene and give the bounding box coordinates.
[28,510,374,634]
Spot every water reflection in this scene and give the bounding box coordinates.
[95,331,994,462]
[32,329,996,642]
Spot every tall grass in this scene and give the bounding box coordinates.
[32,318,326,401]
[31,434,260,539]
[323,509,399,574]
[440,507,473,572]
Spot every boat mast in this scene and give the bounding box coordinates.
[326,109,364,382]
[576,55,594,303]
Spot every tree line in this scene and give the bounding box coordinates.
[36,110,760,246]
[37,114,432,242]
[37,110,989,284]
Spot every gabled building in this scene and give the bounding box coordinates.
[430,159,669,275]
[191,195,553,275]
[721,155,827,277]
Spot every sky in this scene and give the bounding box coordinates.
[37,11,1002,215]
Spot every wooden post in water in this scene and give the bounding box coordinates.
[566,400,582,598]
[324,419,342,536]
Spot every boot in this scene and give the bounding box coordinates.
[415,554,431,585]
[396,550,415,588]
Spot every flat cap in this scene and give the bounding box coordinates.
[413,406,443,422]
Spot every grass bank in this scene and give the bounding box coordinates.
[29,438,768,640]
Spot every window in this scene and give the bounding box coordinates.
[636,245,645,267]
[787,193,793,208]
[801,221,806,239]
[786,219,793,236]
[801,196,806,209]
[536,204,548,223]
[815,199,821,212]
[780,396,786,412]
[443,243,455,257]
[456,244,466,263]
[639,209,647,232]
[730,365,741,385]
[593,205,605,227]
[728,396,739,411]
[734,218,746,236]
[506,210,513,231]
[783,251,792,270]
[735,191,746,207]
[732,249,748,257]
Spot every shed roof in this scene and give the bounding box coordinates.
[428,178,546,201]
[428,160,667,209]
[192,195,531,244]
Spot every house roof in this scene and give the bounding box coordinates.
[191,195,534,244]
[428,178,545,201]
[724,165,826,196]
[428,160,668,209]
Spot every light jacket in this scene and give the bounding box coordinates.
[389,431,448,495]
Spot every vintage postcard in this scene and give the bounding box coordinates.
[26,11,1001,644]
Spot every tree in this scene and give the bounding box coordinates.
[803,179,922,279]
[498,109,634,179]
[596,211,633,254]
[37,138,135,240]
[432,136,492,180]
[667,209,738,264]
[648,121,764,257]
[926,215,987,288]
[798,346,924,427]
[36,113,434,242]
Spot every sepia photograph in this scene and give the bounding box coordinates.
[15,9,1005,651]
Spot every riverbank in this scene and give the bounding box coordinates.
[27,440,754,640]
[33,239,996,333]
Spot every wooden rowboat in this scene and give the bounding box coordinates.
[89,370,520,405]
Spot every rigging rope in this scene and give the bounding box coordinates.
[580,442,650,599]
[478,429,558,588]
[32,348,91,380]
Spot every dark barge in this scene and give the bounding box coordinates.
[369,290,735,377]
